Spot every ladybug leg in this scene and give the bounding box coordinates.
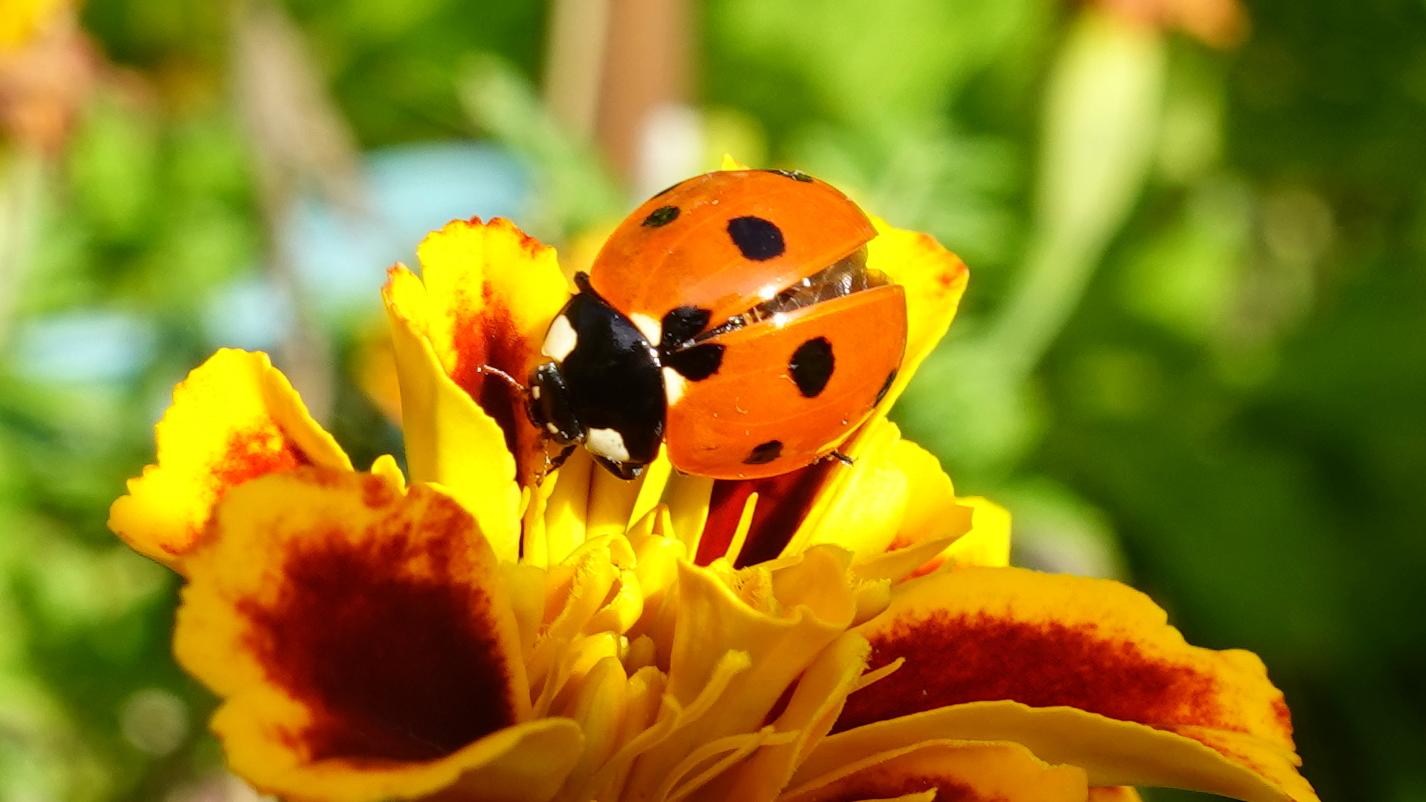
[549,443,577,472]
[475,364,527,393]
[534,443,578,486]
[828,449,855,467]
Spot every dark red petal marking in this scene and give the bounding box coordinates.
[174,428,311,556]
[239,495,516,763]
[834,612,1224,734]
[211,427,310,492]
[1271,696,1295,736]
[698,459,835,568]
[450,287,526,459]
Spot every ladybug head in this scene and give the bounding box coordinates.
[523,282,667,481]
[526,361,582,446]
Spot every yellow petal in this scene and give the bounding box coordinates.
[801,424,977,570]
[413,217,570,485]
[538,448,596,564]
[176,469,557,802]
[884,439,973,549]
[662,471,715,549]
[621,550,862,797]
[628,527,690,645]
[525,536,640,711]
[662,728,799,801]
[798,418,909,557]
[108,349,349,568]
[532,444,675,568]
[784,739,1088,802]
[848,437,974,585]
[383,265,522,560]
[698,418,975,581]
[697,633,872,801]
[615,651,754,800]
[566,664,669,800]
[859,494,1010,584]
[811,702,1316,802]
[499,561,548,665]
[667,551,856,713]
[1090,787,1144,801]
[823,566,1316,802]
[367,453,407,491]
[587,451,671,539]
[931,496,1013,572]
[353,316,403,423]
[864,216,969,413]
[551,655,632,797]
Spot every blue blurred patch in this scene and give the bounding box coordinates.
[282,142,529,318]
[10,310,158,384]
[13,143,528,385]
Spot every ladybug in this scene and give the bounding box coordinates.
[525,169,907,480]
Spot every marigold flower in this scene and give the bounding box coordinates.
[110,168,1318,802]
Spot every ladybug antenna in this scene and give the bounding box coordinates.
[475,364,526,393]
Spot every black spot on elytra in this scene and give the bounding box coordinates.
[789,337,834,398]
[764,168,813,182]
[874,368,897,405]
[660,305,711,350]
[665,343,724,381]
[642,205,680,227]
[727,216,785,261]
[744,440,783,465]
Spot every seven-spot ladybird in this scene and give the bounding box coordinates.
[525,168,908,480]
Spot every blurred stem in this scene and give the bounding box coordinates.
[0,147,44,348]
[230,0,366,422]
[543,0,693,191]
[594,0,692,189]
[985,9,1167,379]
[543,0,611,141]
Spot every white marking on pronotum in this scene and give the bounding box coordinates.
[541,314,578,361]
[630,312,661,346]
[531,385,541,399]
[546,422,560,435]
[585,427,631,462]
[662,367,687,406]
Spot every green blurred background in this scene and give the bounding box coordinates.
[1,0,1423,799]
